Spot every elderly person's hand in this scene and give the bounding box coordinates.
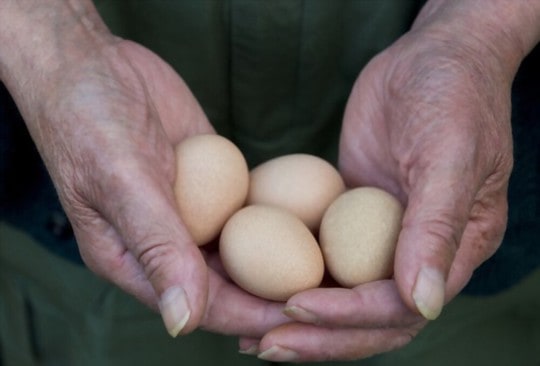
[0,0,289,340]
[247,0,540,362]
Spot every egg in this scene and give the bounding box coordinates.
[248,154,346,231]
[174,134,249,245]
[220,205,324,301]
[319,187,404,287]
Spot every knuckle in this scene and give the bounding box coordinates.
[425,217,461,252]
[412,214,463,255]
[136,240,178,284]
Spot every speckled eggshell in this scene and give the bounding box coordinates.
[219,205,325,301]
[319,187,404,287]
[248,154,346,231]
[174,134,249,246]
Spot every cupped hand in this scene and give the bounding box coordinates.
[20,38,288,338]
[247,9,518,362]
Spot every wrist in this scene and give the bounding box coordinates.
[0,0,114,104]
[411,0,540,80]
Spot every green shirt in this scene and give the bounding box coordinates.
[95,0,424,166]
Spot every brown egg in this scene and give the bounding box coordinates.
[248,154,346,231]
[174,134,249,245]
[319,187,404,287]
[220,205,324,301]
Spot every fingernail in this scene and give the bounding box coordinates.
[158,286,191,337]
[412,267,445,320]
[239,345,259,356]
[283,305,320,324]
[258,345,299,362]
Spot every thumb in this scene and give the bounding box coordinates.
[394,165,475,321]
[73,166,208,337]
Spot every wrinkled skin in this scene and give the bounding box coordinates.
[14,39,290,337]
[245,25,515,363]
[3,0,538,363]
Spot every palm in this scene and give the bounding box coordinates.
[33,39,287,337]
[252,32,514,362]
[339,33,512,302]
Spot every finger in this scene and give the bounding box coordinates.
[201,270,290,337]
[394,156,478,320]
[239,337,261,356]
[284,280,424,328]
[75,161,209,338]
[75,215,159,308]
[256,323,416,363]
[445,181,509,297]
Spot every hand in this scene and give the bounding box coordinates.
[45,40,289,337]
[0,1,289,340]
[261,30,512,360]
[245,0,540,362]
